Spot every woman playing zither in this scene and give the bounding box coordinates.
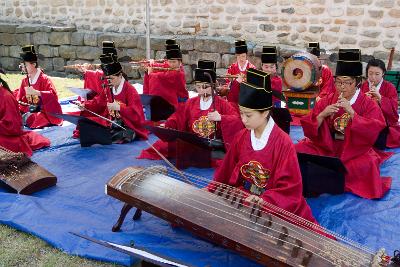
[138,60,239,161]
[295,49,392,199]
[14,45,62,129]
[360,58,400,148]
[209,68,317,224]
[76,54,148,143]
[0,69,50,156]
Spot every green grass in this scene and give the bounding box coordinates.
[1,73,127,267]
[6,72,80,99]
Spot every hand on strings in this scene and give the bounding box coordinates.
[75,102,85,111]
[107,101,120,111]
[25,86,40,96]
[207,111,221,122]
[336,95,355,117]
[245,194,263,205]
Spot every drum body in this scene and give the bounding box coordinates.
[283,52,322,91]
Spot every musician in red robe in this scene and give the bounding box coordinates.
[75,41,116,99]
[0,70,50,156]
[15,45,63,129]
[210,69,317,224]
[139,60,239,160]
[295,49,391,199]
[360,58,400,148]
[224,40,256,105]
[76,54,148,143]
[308,42,335,101]
[260,46,282,107]
[143,40,188,110]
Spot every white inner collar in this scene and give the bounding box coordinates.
[368,79,383,92]
[349,88,360,106]
[113,77,125,96]
[200,96,213,110]
[238,60,248,72]
[29,69,41,85]
[250,117,275,151]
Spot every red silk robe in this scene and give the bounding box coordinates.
[317,65,335,99]
[211,124,317,224]
[83,80,148,140]
[138,95,239,160]
[15,70,63,128]
[143,65,188,109]
[295,91,392,199]
[83,70,107,98]
[0,86,50,156]
[271,75,283,106]
[361,80,400,148]
[226,61,256,104]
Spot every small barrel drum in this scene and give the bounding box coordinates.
[282,52,322,91]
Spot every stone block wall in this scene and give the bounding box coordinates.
[1,0,399,56]
[0,23,399,82]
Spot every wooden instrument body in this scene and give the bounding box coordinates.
[0,148,57,194]
[283,90,318,116]
[106,167,378,267]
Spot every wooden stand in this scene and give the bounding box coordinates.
[283,89,318,116]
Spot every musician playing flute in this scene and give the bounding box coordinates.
[260,46,282,107]
[74,41,116,99]
[211,69,317,223]
[14,45,63,129]
[143,40,188,110]
[76,54,148,143]
[296,49,392,199]
[224,40,256,105]
[138,60,239,160]
[308,42,335,102]
[0,69,50,156]
[360,58,400,148]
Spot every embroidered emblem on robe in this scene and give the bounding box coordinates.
[240,161,270,188]
[334,113,351,134]
[192,115,215,138]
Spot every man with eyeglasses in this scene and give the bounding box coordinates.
[295,49,392,199]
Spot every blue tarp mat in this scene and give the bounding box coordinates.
[0,122,399,266]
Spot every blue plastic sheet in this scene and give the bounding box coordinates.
[0,123,399,266]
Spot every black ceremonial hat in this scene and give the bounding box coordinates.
[197,59,216,71]
[235,39,248,54]
[239,68,272,110]
[100,54,122,76]
[166,49,182,59]
[261,46,277,64]
[20,45,38,62]
[308,42,320,57]
[335,49,362,77]
[102,41,117,56]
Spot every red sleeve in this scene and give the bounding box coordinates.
[15,78,29,113]
[119,83,148,139]
[342,98,386,161]
[0,89,24,136]
[300,95,335,153]
[260,136,304,212]
[318,65,335,98]
[84,70,105,95]
[380,81,399,125]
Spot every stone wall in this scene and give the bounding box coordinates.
[1,0,399,56]
[0,23,399,83]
